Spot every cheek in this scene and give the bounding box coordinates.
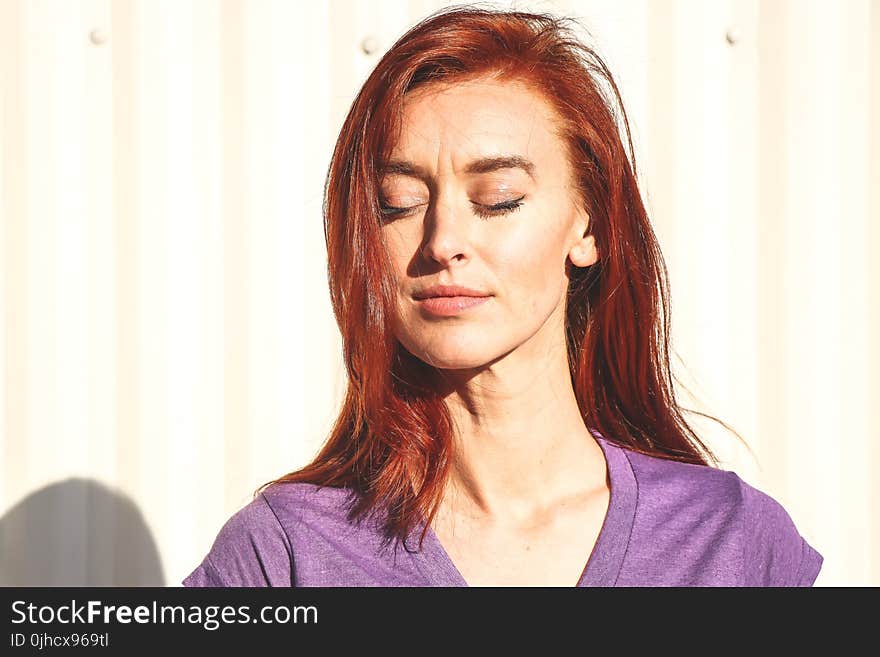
[381,226,413,277]
[494,224,568,310]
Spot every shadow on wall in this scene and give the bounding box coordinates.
[0,478,165,585]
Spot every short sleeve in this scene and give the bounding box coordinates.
[182,554,228,587]
[182,493,294,587]
[739,481,824,587]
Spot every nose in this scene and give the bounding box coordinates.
[420,198,470,266]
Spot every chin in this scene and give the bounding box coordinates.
[424,353,493,371]
[401,335,512,372]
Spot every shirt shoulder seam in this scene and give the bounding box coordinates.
[258,488,297,585]
[257,490,295,552]
[794,535,808,586]
[203,553,231,587]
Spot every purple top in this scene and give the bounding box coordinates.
[182,435,823,587]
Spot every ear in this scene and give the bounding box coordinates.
[568,208,598,268]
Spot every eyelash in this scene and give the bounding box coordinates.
[379,196,525,219]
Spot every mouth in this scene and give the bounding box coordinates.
[412,284,491,300]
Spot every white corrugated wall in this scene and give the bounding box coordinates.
[0,0,876,586]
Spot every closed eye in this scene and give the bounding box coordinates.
[473,196,525,219]
[379,196,526,219]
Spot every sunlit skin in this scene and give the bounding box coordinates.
[379,76,610,585]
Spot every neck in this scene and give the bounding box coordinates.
[434,339,606,525]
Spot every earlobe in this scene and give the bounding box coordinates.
[568,207,597,268]
[569,234,598,268]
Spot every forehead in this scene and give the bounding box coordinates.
[386,77,566,176]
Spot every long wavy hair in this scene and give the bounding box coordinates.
[257,4,743,548]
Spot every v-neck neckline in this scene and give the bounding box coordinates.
[409,433,638,587]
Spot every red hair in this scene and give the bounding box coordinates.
[258,5,742,548]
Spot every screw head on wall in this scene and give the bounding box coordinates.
[725,27,741,46]
[361,36,379,55]
[89,29,108,46]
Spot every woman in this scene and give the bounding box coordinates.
[184,6,823,587]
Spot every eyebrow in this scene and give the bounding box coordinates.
[379,155,536,182]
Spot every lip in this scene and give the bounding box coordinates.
[416,295,491,317]
[412,284,491,300]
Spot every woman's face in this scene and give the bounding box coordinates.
[379,76,597,370]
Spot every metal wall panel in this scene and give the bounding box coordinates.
[0,0,876,586]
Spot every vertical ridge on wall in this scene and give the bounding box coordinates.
[781,0,824,571]
[868,0,880,586]
[644,0,678,392]
[24,0,59,517]
[53,0,89,588]
[0,0,32,585]
[755,0,790,500]
[270,0,315,474]
[85,0,117,585]
[134,0,172,585]
[190,0,226,570]
[0,0,28,514]
[164,0,200,574]
[247,0,278,498]
[682,0,735,463]
[24,0,61,585]
[836,0,872,587]
[668,0,705,384]
[725,0,760,477]
[110,0,143,585]
[811,0,843,577]
[220,0,250,517]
